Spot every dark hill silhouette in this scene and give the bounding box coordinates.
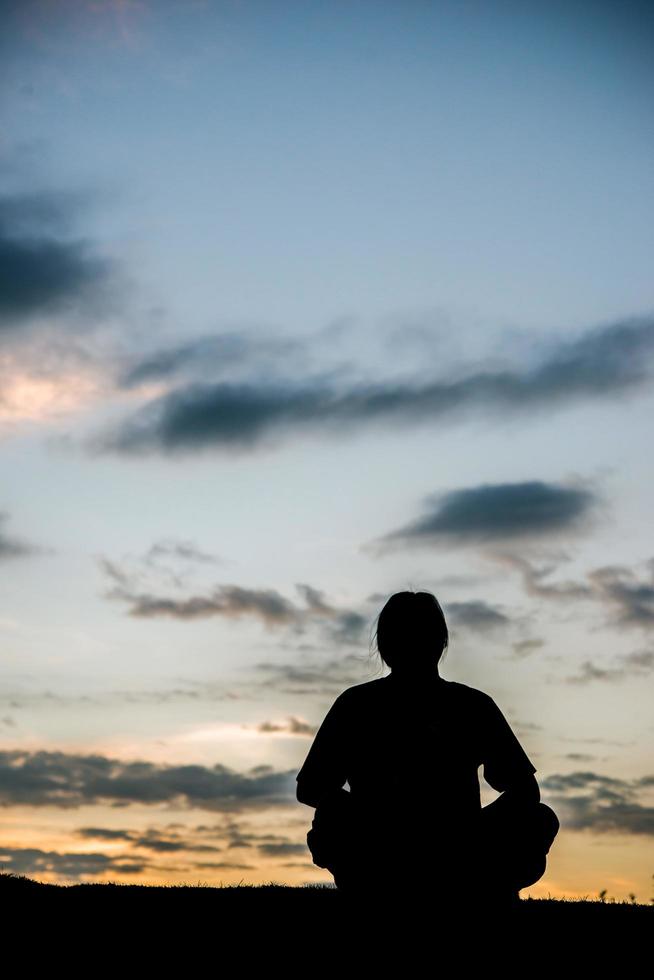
[1,872,651,965]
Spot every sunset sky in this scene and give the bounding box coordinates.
[1,0,653,901]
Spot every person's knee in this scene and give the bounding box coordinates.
[538,803,560,852]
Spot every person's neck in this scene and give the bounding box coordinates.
[388,667,444,685]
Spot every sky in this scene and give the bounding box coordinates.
[0,0,653,901]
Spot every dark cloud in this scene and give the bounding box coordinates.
[74,820,310,866]
[0,191,112,327]
[368,480,597,553]
[257,842,307,857]
[76,827,134,842]
[0,846,146,878]
[0,749,296,811]
[192,861,256,870]
[444,600,509,632]
[541,771,654,836]
[87,316,654,455]
[76,826,222,854]
[212,825,306,857]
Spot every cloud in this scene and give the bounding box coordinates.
[76,826,222,854]
[119,331,306,390]
[191,860,256,870]
[367,480,598,554]
[493,553,654,635]
[257,842,307,857]
[144,538,225,567]
[511,638,545,658]
[254,717,317,737]
[0,181,129,427]
[487,551,595,601]
[0,191,113,327]
[76,827,134,842]
[0,845,146,878]
[86,316,654,455]
[0,749,297,811]
[541,771,654,836]
[217,826,307,858]
[108,583,302,624]
[444,600,510,632]
[0,511,46,559]
[74,820,310,868]
[564,649,654,685]
[586,563,654,629]
[248,652,374,697]
[99,555,371,647]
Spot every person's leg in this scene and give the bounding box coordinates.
[308,791,395,899]
[306,788,354,875]
[478,796,559,895]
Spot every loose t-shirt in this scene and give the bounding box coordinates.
[296,674,537,840]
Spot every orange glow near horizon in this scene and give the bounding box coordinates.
[1,803,651,902]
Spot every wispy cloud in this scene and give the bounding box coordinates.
[492,552,654,634]
[511,638,545,659]
[118,331,307,390]
[247,653,376,697]
[0,510,47,560]
[564,649,654,685]
[99,551,372,646]
[253,717,317,737]
[144,538,226,568]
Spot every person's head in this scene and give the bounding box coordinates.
[371,590,449,674]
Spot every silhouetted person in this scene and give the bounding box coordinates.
[296,591,559,910]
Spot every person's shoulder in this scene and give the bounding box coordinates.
[338,677,389,700]
[443,680,494,706]
[326,680,384,718]
[334,677,396,710]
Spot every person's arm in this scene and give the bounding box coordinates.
[481,694,540,804]
[501,772,540,805]
[296,693,349,809]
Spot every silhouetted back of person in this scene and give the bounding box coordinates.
[296,590,559,909]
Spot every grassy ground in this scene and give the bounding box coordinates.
[3,871,650,964]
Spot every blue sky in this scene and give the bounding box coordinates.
[0,0,653,899]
